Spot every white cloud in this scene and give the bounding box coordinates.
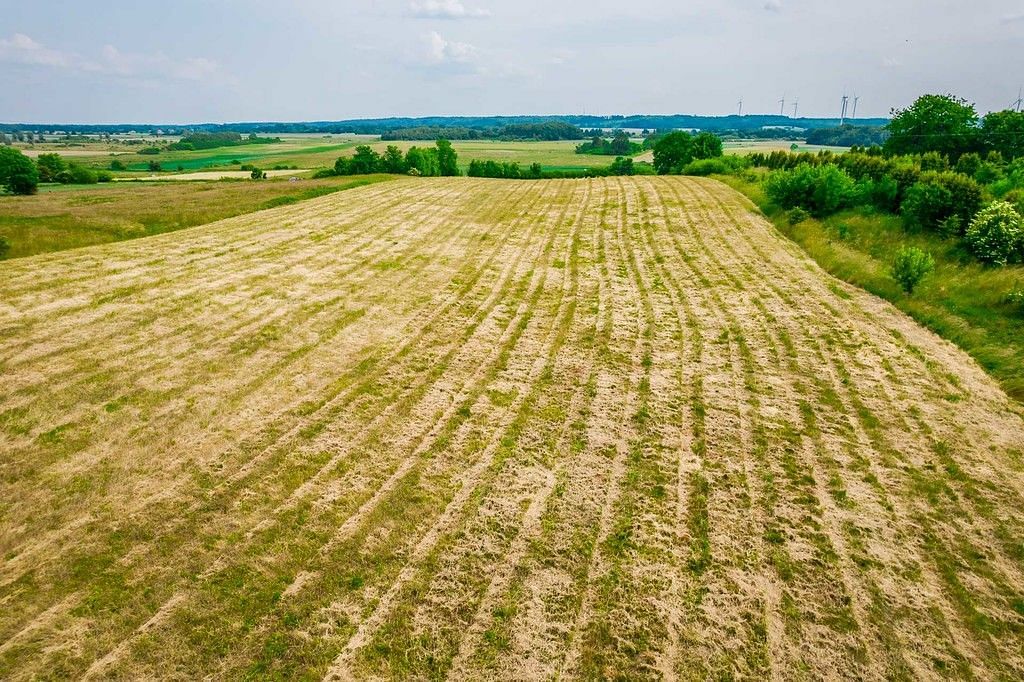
[0,33,72,67]
[410,0,490,19]
[96,45,218,81]
[0,33,219,82]
[1001,12,1024,24]
[423,30,478,64]
[763,0,782,11]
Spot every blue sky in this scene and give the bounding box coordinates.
[1,0,1022,123]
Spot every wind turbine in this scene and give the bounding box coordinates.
[792,99,799,119]
[737,98,743,117]
[779,94,786,116]
[1011,87,1023,113]
[851,95,860,120]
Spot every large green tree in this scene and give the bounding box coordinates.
[35,153,66,183]
[692,131,723,160]
[652,131,694,174]
[435,139,460,176]
[0,146,39,195]
[982,110,1024,160]
[349,145,383,175]
[405,146,440,176]
[885,94,981,159]
[382,145,407,174]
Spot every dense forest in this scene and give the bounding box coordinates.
[575,132,643,156]
[165,132,281,151]
[805,124,887,147]
[381,121,583,141]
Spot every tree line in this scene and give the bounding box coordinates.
[575,131,643,156]
[884,94,1024,160]
[0,148,122,195]
[166,132,281,151]
[805,124,888,147]
[741,96,1024,270]
[466,155,646,179]
[326,140,460,177]
[381,121,584,141]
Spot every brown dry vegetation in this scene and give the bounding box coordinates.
[1,176,1023,680]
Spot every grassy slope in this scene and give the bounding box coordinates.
[0,174,394,259]
[717,174,1024,400]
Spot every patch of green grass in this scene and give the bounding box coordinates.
[0,174,394,259]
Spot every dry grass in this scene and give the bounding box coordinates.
[1,177,1023,680]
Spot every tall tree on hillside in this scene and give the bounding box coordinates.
[435,139,460,176]
[885,94,981,159]
[382,145,408,174]
[652,131,694,174]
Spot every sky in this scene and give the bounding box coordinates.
[1,0,1022,124]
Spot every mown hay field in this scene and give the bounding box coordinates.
[1,177,1023,680]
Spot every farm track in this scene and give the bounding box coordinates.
[1,176,1023,679]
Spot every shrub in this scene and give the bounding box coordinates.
[764,164,856,217]
[251,168,266,180]
[964,201,1024,265]
[0,235,10,259]
[67,164,98,184]
[901,171,982,232]
[919,151,949,172]
[786,207,810,225]
[867,174,901,212]
[312,168,335,178]
[96,171,113,183]
[955,152,982,177]
[147,161,162,172]
[891,246,935,293]
[110,159,126,171]
[608,156,634,176]
[681,158,730,176]
[901,181,952,231]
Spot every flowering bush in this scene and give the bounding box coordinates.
[964,201,1023,265]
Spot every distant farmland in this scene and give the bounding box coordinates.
[1,177,1023,679]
